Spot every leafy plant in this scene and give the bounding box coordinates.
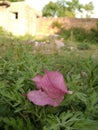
[77,42,90,50]
[0,33,98,129]
[51,21,62,29]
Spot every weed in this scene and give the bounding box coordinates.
[0,28,98,130]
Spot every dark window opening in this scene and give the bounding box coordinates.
[15,12,18,19]
[12,12,18,19]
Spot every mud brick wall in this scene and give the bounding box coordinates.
[36,17,98,36]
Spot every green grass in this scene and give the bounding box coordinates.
[0,29,98,130]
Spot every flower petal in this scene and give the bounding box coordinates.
[46,70,67,92]
[32,74,43,89]
[41,70,68,98]
[27,90,64,107]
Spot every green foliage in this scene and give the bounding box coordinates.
[0,117,34,130]
[58,26,98,44]
[77,43,90,50]
[43,111,98,130]
[51,21,62,28]
[89,27,98,43]
[70,28,87,41]
[0,32,98,129]
[42,1,75,17]
[42,0,94,17]
[0,27,11,36]
[83,2,94,17]
[42,1,60,17]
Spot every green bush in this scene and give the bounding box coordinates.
[58,26,98,44]
[89,28,98,43]
[77,43,90,50]
[51,21,62,28]
[0,27,12,36]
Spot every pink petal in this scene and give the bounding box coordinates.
[46,70,67,92]
[41,70,68,98]
[32,74,43,89]
[27,90,64,107]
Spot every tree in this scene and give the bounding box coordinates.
[42,1,60,17]
[81,2,94,18]
[42,0,94,18]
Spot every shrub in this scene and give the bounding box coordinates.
[77,43,90,50]
[58,26,98,44]
[51,21,62,28]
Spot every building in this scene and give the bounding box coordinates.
[0,0,42,36]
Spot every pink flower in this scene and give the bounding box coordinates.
[26,69,72,107]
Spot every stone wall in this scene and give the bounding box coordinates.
[35,17,98,36]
